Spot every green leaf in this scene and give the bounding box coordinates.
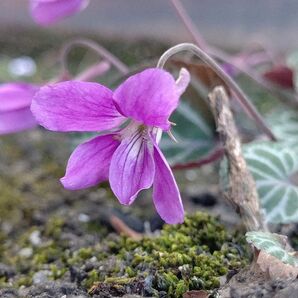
[266,109,298,154]
[246,231,298,266]
[160,101,217,166]
[244,142,298,224]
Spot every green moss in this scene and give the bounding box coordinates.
[44,217,65,239]
[15,275,33,287]
[2,211,248,297]
[0,179,23,223]
[50,264,67,280]
[82,269,100,289]
[77,247,93,260]
[91,212,248,297]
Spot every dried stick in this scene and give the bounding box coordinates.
[209,86,267,231]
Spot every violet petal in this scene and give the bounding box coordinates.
[61,134,120,190]
[0,107,37,135]
[0,83,38,112]
[109,130,155,205]
[30,0,89,26]
[152,143,184,224]
[31,81,125,132]
[113,68,183,130]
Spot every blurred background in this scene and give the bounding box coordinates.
[1,0,298,48]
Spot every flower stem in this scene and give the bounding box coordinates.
[74,61,111,81]
[169,0,208,50]
[169,0,233,60]
[169,0,298,108]
[172,146,224,170]
[157,43,276,141]
[59,38,129,79]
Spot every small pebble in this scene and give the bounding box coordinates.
[32,270,51,284]
[90,256,97,262]
[78,213,90,223]
[18,247,33,258]
[29,230,42,246]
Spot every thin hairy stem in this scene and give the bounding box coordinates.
[169,0,208,50]
[74,61,111,81]
[157,43,276,141]
[59,38,129,78]
[168,0,298,107]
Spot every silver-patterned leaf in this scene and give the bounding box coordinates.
[246,231,298,267]
[266,109,298,155]
[244,142,298,223]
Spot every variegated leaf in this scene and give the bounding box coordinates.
[246,231,298,267]
[266,109,298,154]
[244,142,298,223]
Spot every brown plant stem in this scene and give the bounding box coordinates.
[74,61,111,81]
[209,86,267,231]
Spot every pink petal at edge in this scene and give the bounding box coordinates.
[0,107,37,135]
[30,0,89,26]
[175,68,190,97]
[0,83,38,112]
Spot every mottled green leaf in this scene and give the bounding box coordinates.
[244,142,298,223]
[266,109,298,154]
[246,231,298,266]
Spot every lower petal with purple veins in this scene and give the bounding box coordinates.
[109,130,155,205]
[152,144,184,224]
[61,134,120,190]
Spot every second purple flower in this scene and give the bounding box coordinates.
[31,68,190,224]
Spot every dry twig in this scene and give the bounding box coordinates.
[209,86,267,231]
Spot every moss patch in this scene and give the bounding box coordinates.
[0,212,248,297]
[90,212,248,297]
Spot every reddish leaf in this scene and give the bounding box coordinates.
[263,65,294,89]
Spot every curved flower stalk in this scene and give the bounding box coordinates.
[59,38,129,79]
[0,83,39,135]
[31,68,190,224]
[157,43,276,141]
[30,0,89,26]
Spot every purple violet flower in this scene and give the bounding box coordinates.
[0,83,39,135]
[31,68,190,224]
[30,0,89,26]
